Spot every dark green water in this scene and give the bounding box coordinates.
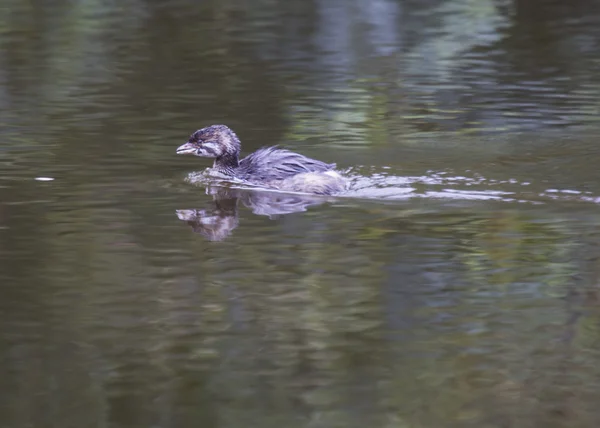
[2,1,600,427]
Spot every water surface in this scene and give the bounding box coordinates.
[2,1,600,427]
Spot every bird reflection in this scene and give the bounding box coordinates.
[176,186,330,241]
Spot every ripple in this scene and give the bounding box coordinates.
[344,167,600,205]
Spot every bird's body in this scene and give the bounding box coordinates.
[176,125,346,195]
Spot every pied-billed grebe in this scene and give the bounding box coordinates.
[176,124,346,195]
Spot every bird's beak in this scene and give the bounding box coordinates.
[176,142,197,155]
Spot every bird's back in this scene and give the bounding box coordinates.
[238,146,335,182]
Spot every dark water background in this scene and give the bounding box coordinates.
[2,0,600,427]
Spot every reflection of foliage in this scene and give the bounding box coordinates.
[6,192,600,427]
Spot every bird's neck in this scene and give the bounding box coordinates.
[213,152,239,175]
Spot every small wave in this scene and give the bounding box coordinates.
[342,167,599,205]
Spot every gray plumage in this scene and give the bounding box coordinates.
[237,146,335,182]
